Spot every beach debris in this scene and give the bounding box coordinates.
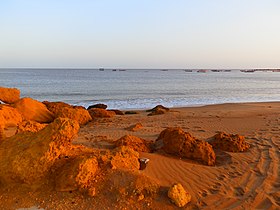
[0,117,80,185]
[168,183,191,207]
[108,109,124,115]
[54,155,98,192]
[88,108,116,118]
[0,86,20,104]
[156,128,216,166]
[0,104,23,127]
[56,107,92,125]
[209,132,250,152]
[125,111,139,115]
[138,158,150,170]
[125,123,143,132]
[109,146,140,170]
[16,120,47,134]
[87,103,107,110]
[147,105,170,116]
[115,135,151,152]
[12,97,54,123]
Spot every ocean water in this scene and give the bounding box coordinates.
[0,69,279,109]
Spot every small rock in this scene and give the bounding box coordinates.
[168,183,191,207]
[87,103,107,110]
[125,111,139,115]
[126,123,143,132]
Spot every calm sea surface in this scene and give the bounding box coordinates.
[0,69,279,109]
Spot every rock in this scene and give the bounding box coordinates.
[0,105,23,128]
[0,87,20,104]
[110,146,140,170]
[16,120,47,134]
[209,132,250,152]
[88,108,115,118]
[43,101,72,116]
[108,109,124,115]
[0,123,5,141]
[125,123,143,131]
[124,111,139,115]
[156,128,216,166]
[12,98,54,123]
[55,155,98,192]
[115,135,151,153]
[87,103,107,110]
[146,105,170,112]
[147,105,169,116]
[56,107,92,125]
[0,118,80,185]
[168,183,191,207]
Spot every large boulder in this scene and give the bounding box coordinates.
[208,132,250,152]
[0,105,23,128]
[88,108,115,118]
[115,135,151,152]
[0,87,20,104]
[168,183,191,207]
[56,107,92,125]
[0,118,80,185]
[54,155,98,192]
[12,98,54,123]
[43,101,72,116]
[156,128,216,166]
[16,120,47,134]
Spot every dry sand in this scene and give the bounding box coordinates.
[1,102,280,209]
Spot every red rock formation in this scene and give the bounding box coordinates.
[16,120,47,134]
[55,155,98,192]
[147,105,170,116]
[12,98,54,123]
[108,109,124,115]
[0,86,20,104]
[0,118,80,185]
[56,107,92,125]
[0,105,23,128]
[88,108,116,118]
[43,101,72,116]
[115,135,151,152]
[209,132,250,152]
[156,128,216,166]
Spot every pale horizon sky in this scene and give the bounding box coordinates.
[1,0,280,69]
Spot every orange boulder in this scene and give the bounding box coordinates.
[115,135,151,152]
[16,120,47,134]
[0,118,80,185]
[88,108,116,118]
[209,132,250,152]
[12,97,54,123]
[55,155,98,192]
[157,128,216,166]
[56,107,92,125]
[125,123,143,132]
[168,183,191,207]
[0,105,23,128]
[0,86,20,104]
[43,101,72,116]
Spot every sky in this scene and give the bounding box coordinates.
[0,0,280,69]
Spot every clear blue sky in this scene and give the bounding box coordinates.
[0,0,280,68]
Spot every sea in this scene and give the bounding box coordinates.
[0,69,279,110]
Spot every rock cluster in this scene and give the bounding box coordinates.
[156,128,216,166]
[209,132,250,152]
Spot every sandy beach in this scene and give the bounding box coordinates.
[1,101,280,209]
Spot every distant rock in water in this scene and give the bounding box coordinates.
[146,105,170,112]
[208,132,250,152]
[0,86,20,104]
[156,128,216,166]
[87,103,107,110]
